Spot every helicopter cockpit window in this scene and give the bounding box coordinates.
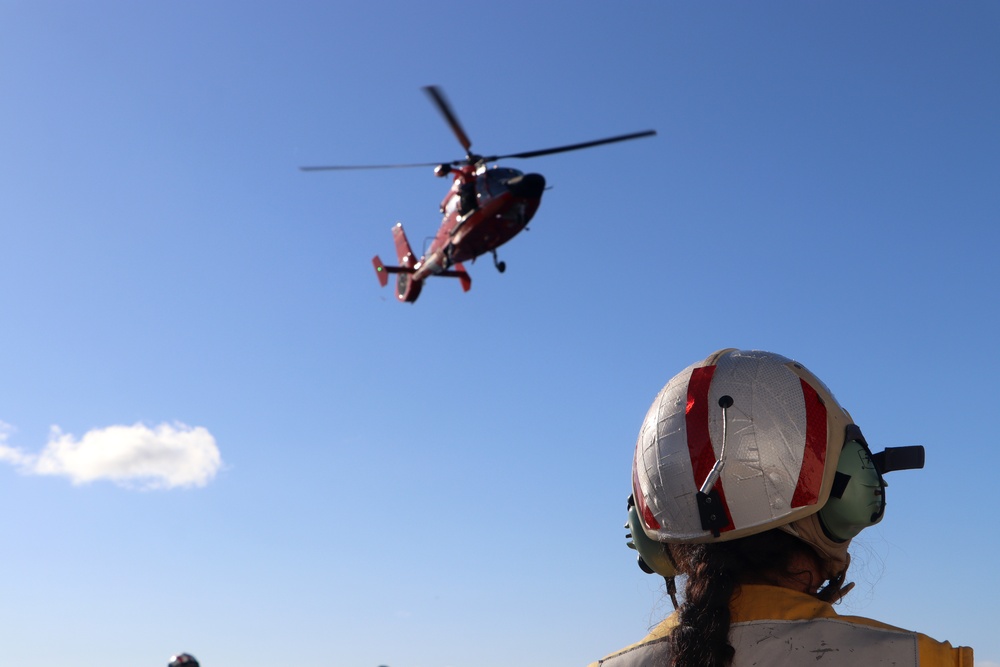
[481,167,524,196]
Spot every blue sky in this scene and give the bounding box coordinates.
[1,2,998,666]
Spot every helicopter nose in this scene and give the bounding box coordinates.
[506,173,546,199]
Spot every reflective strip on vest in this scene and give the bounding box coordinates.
[597,618,919,667]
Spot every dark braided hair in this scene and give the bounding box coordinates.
[665,530,845,667]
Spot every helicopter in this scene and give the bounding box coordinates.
[301,86,655,303]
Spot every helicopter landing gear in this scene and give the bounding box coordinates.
[491,249,506,274]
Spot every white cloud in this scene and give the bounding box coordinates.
[0,421,223,490]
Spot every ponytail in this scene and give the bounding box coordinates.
[668,544,738,667]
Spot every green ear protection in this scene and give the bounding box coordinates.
[818,438,886,541]
[818,425,925,542]
[626,495,677,578]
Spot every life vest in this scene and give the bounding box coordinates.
[590,585,972,667]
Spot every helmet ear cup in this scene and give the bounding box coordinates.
[627,497,677,578]
[818,439,886,541]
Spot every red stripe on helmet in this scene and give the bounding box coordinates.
[685,365,734,533]
[632,458,661,530]
[791,378,828,508]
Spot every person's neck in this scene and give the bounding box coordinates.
[743,551,825,595]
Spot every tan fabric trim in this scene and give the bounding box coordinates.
[781,513,851,579]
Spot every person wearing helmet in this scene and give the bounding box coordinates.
[591,349,972,667]
[168,653,199,667]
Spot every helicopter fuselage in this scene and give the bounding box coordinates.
[413,164,544,278]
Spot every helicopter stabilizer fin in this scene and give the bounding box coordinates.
[372,255,389,287]
[438,263,472,292]
[371,255,415,286]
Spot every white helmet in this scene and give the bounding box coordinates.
[629,349,923,580]
[632,348,855,544]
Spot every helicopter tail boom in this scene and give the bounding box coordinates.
[371,256,471,293]
[373,223,471,302]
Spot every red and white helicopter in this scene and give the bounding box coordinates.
[302,86,655,303]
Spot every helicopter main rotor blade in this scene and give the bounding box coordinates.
[299,161,444,172]
[423,85,473,155]
[482,129,657,162]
